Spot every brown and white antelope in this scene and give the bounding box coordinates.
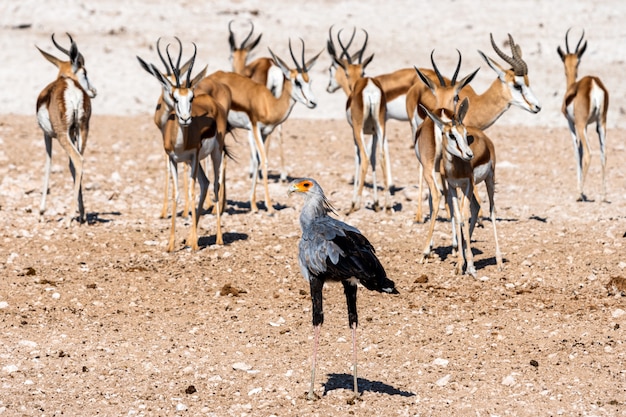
[326,26,422,124]
[327,27,390,213]
[409,51,479,223]
[418,96,503,276]
[138,40,228,251]
[228,20,289,182]
[137,38,194,219]
[207,39,321,214]
[410,33,541,222]
[557,28,609,202]
[36,33,97,226]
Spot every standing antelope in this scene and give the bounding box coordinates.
[409,33,541,222]
[36,33,97,226]
[208,39,321,214]
[327,28,390,213]
[409,51,479,223]
[420,100,503,276]
[137,38,194,219]
[228,20,289,182]
[418,99,475,275]
[557,28,609,202]
[138,41,228,251]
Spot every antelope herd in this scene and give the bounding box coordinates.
[35,25,610,275]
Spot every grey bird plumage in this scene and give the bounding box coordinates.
[288,177,398,401]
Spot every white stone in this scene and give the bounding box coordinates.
[501,374,516,386]
[432,358,449,367]
[612,309,625,318]
[2,365,18,374]
[232,362,252,371]
[248,387,262,396]
[0,301,8,309]
[435,374,451,387]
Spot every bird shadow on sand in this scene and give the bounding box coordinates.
[323,373,415,398]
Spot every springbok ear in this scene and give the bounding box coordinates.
[420,104,443,130]
[37,46,62,68]
[246,34,262,52]
[268,48,291,78]
[577,41,587,58]
[477,50,506,79]
[304,49,324,71]
[190,65,208,88]
[415,66,436,92]
[361,53,374,70]
[457,97,470,124]
[557,46,566,61]
[456,67,480,91]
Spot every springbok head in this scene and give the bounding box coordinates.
[138,37,207,127]
[415,50,479,119]
[477,33,541,113]
[36,33,97,98]
[269,38,322,109]
[421,97,474,162]
[557,28,588,83]
[326,26,374,94]
[228,20,263,74]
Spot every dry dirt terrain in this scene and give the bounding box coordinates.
[0,114,625,416]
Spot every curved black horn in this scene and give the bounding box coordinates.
[490,33,516,68]
[228,20,236,51]
[186,42,197,87]
[166,43,181,87]
[241,20,255,49]
[51,33,70,56]
[288,38,303,72]
[564,27,572,53]
[357,29,369,64]
[575,29,585,53]
[430,50,446,87]
[451,49,462,85]
[156,37,172,75]
[337,27,357,63]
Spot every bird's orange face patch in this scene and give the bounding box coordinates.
[298,180,313,191]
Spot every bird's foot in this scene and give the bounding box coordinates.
[347,392,362,405]
[305,391,320,401]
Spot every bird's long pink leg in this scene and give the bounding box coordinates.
[308,324,321,400]
[351,322,358,399]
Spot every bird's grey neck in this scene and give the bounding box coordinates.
[300,194,333,223]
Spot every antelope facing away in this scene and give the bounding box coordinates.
[138,40,229,251]
[228,20,289,182]
[557,28,609,202]
[208,39,322,214]
[36,33,97,226]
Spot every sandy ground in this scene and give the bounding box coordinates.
[1,1,626,416]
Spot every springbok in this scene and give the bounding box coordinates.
[207,39,321,214]
[557,28,609,202]
[410,33,541,222]
[327,27,390,213]
[36,33,97,226]
[137,38,194,219]
[138,40,228,251]
[228,20,289,182]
